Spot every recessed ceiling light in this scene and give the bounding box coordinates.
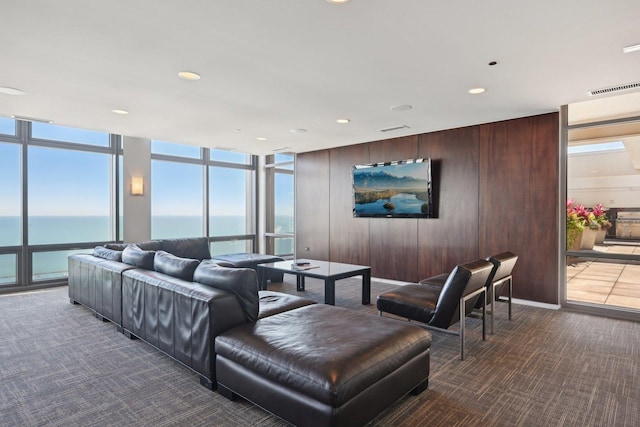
[290,128,307,133]
[622,43,640,54]
[256,137,267,141]
[336,118,350,124]
[468,87,486,94]
[390,104,412,112]
[326,0,351,4]
[112,109,129,115]
[178,71,201,80]
[0,87,26,96]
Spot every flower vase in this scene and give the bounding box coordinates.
[566,230,582,252]
[595,228,606,245]
[580,228,598,250]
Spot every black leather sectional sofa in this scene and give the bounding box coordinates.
[68,237,314,388]
[68,238,432,427]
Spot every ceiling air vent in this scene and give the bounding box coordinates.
[587,81,640,96]
[378,124,410,133]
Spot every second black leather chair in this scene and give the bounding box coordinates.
[481,252,518,333]
[377,259,494,360]
[420,252,518,334]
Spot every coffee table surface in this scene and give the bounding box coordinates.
[258,259,370,279]
[256,259,371,305]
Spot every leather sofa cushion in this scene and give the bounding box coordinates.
[122,245,156,270]
[93,246,123,262]
[215,304,432,407]
[154,250,200,281]
[136,240,163,251]
[161,237,211,261]
[194,263,259,323]
[104,243,128,251]
[257,291,316,319]
[105,240,162,251]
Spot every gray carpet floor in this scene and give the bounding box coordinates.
[1,278,638,426]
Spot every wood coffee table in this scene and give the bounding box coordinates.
[256,259,371,305]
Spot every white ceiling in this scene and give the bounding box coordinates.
[1,0,640,155]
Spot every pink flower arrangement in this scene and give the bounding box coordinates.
[592,203,611,229]
[566,200,611,249]
[567,201,599,229]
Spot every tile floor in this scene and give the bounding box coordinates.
[567,243,640,310]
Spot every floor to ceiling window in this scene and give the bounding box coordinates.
[209,149,255,255]
[0,120,258,294]
[0,118,21,286]
[151,141,256,255]
[265,153,294,257]
[151,141,205,239]
[564,92,640,319]
[0,119,120,291]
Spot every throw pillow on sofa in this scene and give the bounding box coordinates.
[135,240,163,251]
[161,237,211,261]
[104,243,128,251]
[193,263,259,323]
[93,246,123,262]
[154,250,200,281]
[105,241,163,251]
[122,245,156,270]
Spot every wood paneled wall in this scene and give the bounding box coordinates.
[328,144,370,266]
[417,126,481,278]
[369,136,419,281]
[478,114,559,303]
[296,113,559,304]
[295,150,330,261]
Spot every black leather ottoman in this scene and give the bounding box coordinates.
[211,253,285,282]
[215,304,431,427]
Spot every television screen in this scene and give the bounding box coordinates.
[352,158,433,218]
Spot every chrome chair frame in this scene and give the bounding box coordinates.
[380,286,486,360]
[488,274,512,334]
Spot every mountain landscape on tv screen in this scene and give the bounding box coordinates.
[353,170,426,189]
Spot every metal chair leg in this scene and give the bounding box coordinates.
[481,287,486,341]
[459,296,465,360]
[508,276,513,320]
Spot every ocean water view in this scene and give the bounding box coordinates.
[0,215,293,284]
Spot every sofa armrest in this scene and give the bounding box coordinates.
[121,269,247,381]
[68,254,134,326]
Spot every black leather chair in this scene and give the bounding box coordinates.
[420,252,518,334]
[482,252,518,333]
[377,259,493,360]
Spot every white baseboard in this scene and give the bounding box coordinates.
[372,277,413,286]
[511,298,560,310]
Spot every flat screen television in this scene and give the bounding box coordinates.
[352,158,433,218]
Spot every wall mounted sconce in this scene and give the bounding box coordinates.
[131,176,144,195]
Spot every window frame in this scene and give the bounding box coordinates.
[150,141,257,253]
[0,120,121,293]
[264,154,295,257]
